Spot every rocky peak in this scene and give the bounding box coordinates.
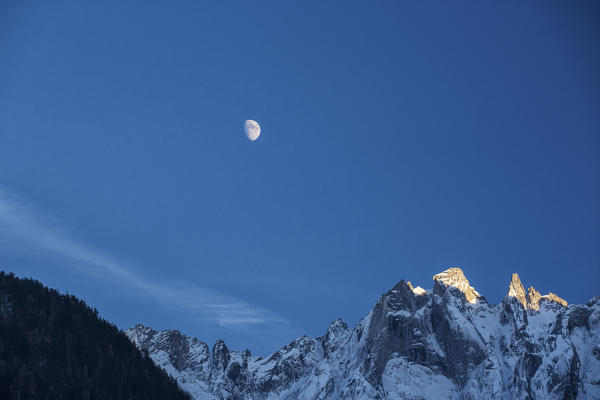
[504,275,567,310]
[383,279,418,313]
[433,267,481,304]
[326,318,348,335]
[322,318,349,357]
[259,334,322,388]
[132,323,155,334]
[126,268,598,400]
[507,273,528,308]
[544,292,568,307]
[127,324,157,347]
[212,340,230,371]
[528,286,542,310]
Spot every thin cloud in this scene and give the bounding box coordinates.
[0,187,285,329]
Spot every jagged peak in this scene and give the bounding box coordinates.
[321,318,349,357]
[507,273,528,308]
[323,319,349,343]
[544,292,567,307]
[504,275,567,310]
[211,339,230,371]
[132,323,153,332]
[126,324,157,346]
[390,279,413,293]
[213,339,228,352]
[433,267,481,304]
[327,317,348,331]
[507,273,568,311]
[528,286,542,310]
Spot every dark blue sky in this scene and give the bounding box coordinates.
[1,1,599,355]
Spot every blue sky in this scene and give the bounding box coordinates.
[1,1,599,355]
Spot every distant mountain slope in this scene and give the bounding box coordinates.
[0,271,190,400]
[127,267,600,400]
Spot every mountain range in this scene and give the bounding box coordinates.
[126,267,600,399]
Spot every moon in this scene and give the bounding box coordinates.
[244,120,261,141]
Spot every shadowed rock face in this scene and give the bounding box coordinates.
[364,280,434,387]
[212,340,230,372]
[126,268,600,400]
[568,306,593,332]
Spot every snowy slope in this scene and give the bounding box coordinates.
[126,268,600,399]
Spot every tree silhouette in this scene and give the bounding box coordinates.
[0,271,191,400]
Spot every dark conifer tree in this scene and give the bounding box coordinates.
[0,271,191,400]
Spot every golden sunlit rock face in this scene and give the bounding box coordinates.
[506,273,568,310]
[433,267,482,304]
[431,268,569,310]
[546,292,568,307]
[528,286,542,310]
[508,273,528,309]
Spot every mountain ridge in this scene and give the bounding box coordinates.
[127,267,600,399]
[0,271,191,400]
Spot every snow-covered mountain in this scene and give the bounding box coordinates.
[126,268,600,399]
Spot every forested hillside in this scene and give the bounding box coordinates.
[0,271,190,400]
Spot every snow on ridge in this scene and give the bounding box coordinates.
[126,267,598,400]
[412,286,427,296]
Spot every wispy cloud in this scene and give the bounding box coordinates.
[0,187,285,329]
